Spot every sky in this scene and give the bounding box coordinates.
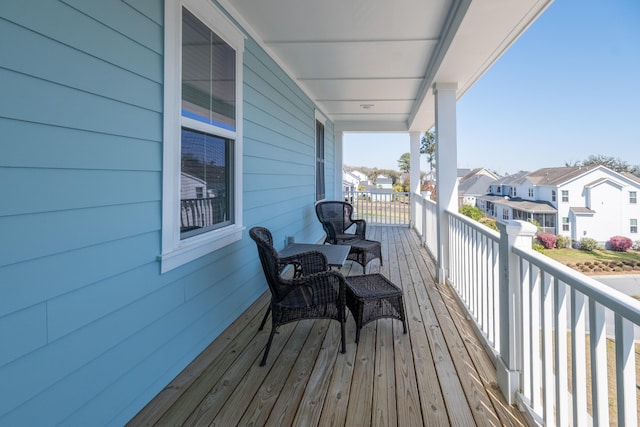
[342,0,640,176]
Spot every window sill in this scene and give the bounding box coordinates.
[159,224,244,273]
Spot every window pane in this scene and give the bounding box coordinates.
[182,8,236,131]
[180,128,233,239]
[316,120,325,201]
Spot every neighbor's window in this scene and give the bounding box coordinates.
[502,208,509,220]
[630,191,637,204]
[528,188,533,198]
[561,190,569,202]
[562,217,569,231]
[631,219,638,234]
[315,119,325,201]
[552,190,556,202]
[161,0,244,272]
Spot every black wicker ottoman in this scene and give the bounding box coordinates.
[345,274,407,343]
[346,238,382,271]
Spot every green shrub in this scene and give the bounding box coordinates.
[459,205,484,221]
[579,237,598,251]
[555,235,571,249]
[478,216,499,231]
[532,243,545,253]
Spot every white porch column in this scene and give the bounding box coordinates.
[334,130,344,200]
[409,131,422,228]
[496,220,537,404]
[433,83,458,284]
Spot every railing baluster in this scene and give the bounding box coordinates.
[520,258,531,405]
[541,271,555,426]
[589,299,609,426]
[615,314,637,427]
[530,265,542,413]
[570,289,587,426]
[554,279,568,427]
[490,239,499,349]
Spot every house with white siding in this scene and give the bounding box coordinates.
[477,166,640,243]
[458,168,501,207]
[0,1,553,425]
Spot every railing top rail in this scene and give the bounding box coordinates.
[513,245,640,326]
[446,209,500,242]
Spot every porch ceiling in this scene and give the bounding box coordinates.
[220,0,552,132]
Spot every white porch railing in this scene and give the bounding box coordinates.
[411,194,640,426]
[413,193,438,253]
[344,190,410,225]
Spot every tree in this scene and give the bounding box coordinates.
[567,154,640,175]
[420,129,436,168]
[398,152,411,172]
[421,129,436,184]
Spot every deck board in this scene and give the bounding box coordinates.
[128,226,530,427]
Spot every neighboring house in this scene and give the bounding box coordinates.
[458,168,501,207]
[376,175,393,189]
[343,168,361,194]
[477,166,640,242]
[457,167,472,178]
[461,167,501,182]
[181,171,207,199]
[486,171,530,198]
[351,170,369,185]
[343,169,371,201]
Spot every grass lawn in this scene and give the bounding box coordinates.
[543,248,640,275]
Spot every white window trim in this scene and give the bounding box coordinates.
[160,0,245,273]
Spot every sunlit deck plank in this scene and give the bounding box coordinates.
[387,226,435,427]
[129,226,530,427]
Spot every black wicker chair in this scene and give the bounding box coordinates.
[315,200,382,270]
[249,226,346,366]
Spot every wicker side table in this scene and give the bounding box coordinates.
[345,274,407,343]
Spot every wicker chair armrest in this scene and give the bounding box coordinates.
[352,219,367,238]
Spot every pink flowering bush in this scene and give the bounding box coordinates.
[536,232,557,250]
[609,235,633,252]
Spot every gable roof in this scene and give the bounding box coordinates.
[622,172,640,185]
[584,177,624,189]
[479,195,556,213]
[458,174,496,195]
[459,167,501,183]
[492,171,529,186]
[526,166,596,186]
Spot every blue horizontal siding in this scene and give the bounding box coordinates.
[0,169,160,216]
[0,119,161,171]
[0,282,185,425]
[0,202,161,267]
[0,304,47,367]
[0,69,161,140]
[0,20,162,112]
[60,0,163,54]
[1,0,162,82]
[0,232,159,318]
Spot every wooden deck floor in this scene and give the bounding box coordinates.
[129,226,529,426]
